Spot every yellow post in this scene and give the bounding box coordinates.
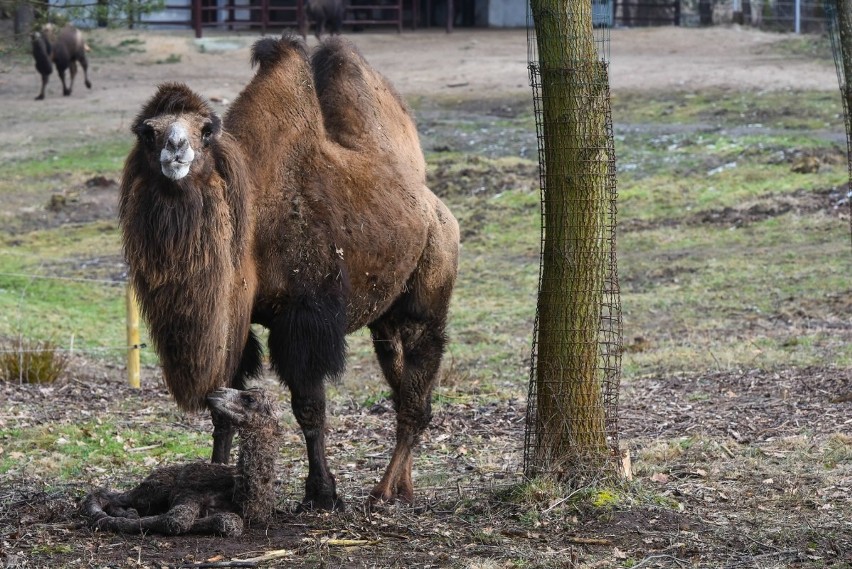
[126,284,141,388]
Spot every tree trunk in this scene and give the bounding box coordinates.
[831,0,852,244]
[837,0,852,113]
[528,0,611,476]
[14,1,34,38]
[698,0,713,25]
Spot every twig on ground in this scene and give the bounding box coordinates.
[324,539,380,547]
[177,563,257,568]
[631,554,689,568]
[234,549,295,563]
[566,536,611,546]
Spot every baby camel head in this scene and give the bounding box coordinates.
[132,83,222,182]
[206,388,279,430]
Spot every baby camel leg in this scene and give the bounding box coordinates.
[87,497,202,535]
[368,309,447,505]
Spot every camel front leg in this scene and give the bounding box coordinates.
[290,381,343,511]
[267,296,348,511]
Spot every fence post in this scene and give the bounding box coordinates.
[126,284,141,388]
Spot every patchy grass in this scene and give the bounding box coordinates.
[0,83,850,567]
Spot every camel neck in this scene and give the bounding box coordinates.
[235,423,279,524]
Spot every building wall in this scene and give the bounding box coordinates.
[485,0,526,27]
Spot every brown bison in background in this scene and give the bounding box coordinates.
[30,23,92,100]
[301,0,347,40]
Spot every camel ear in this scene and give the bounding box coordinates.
[210,113,222,138]
[201,113,222,147]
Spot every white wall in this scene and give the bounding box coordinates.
[486,0,526,27]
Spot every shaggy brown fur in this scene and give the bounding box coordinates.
[119,35,459,510]
[81,388,282,536]
[31,24,92,100]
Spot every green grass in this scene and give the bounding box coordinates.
[0,421,209,480]
[0,88,849,383]
[612,89,843,131]
[0,137,130,177]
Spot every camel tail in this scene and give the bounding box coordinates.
[251,34,308,71]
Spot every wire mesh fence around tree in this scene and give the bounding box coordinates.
[523,2,622,483]
[825,0,852,247]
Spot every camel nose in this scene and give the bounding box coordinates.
[165,124,189,153]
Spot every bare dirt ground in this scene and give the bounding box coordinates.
[0,23,850,569]
[0,25,839,165]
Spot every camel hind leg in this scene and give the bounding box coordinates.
[368,307,448,505]
[368,209,458,505]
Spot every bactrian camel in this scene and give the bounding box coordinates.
[118,35,459,510]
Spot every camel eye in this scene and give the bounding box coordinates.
[201,123,213,147]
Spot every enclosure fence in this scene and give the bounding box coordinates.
[523,3,622,481]
[0,266,143,386]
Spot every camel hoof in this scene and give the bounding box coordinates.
[63,89,71,96]
[35,94,44,100]
[367,489,413,511]
[85,80,92,89]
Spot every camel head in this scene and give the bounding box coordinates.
[132,83,222,182]
[206,388,279,429]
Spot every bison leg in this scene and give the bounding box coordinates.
[268,296,347,511]
[67,60,78,95]
[57,65,70,96]
[368,307,448,506]
[35,73,48,100]
[79,53,92,89]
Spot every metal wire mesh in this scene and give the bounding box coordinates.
[825,0,852,246]
[523,2,622,482]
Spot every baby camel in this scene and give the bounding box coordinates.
[81,388,281,536]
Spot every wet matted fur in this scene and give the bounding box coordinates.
[82,388,282,536]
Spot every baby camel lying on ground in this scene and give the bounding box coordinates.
[81,388,281,536]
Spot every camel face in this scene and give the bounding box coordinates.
[206,388,278,428]
[134,114,219,182]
